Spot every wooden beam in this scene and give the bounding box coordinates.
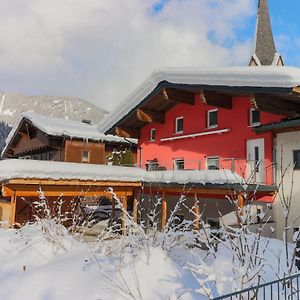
[2,186,133,198]
[7,179,141,187]
[136,109,165,124]
[193,193,200,230]
[10,192,16,226]
[115,126,139,139]
[255,94,300,112]
[255,104,295,118]
[133,190,138,223]
[162,87,195,105]
[122,193,127,235]
[153,187,234,195]
[161,191,167,229]
[292,86,300,94]
[237,193,245,224]
[254,94,300,117]
[200,90,232,109]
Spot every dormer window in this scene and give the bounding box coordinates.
[150,128,156,141]
[207,109,218,129]
[249,108,260,127]
[175,117,184,134]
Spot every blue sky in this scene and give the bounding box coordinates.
[251,0,300,66]
[0,0,299,110]
[154,0,300,66]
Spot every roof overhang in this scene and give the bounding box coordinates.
[2,178,141,198]
[98,67,300,138]
[254,117,300,134]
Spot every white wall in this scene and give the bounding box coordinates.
[274,131,300,242]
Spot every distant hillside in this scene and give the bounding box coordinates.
[0,93,107,125]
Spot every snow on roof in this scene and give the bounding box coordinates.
[145,169,244,185]
[3,112,137,155]
[0,159,145,183]
[98,66,300,133]
[0,159,244,186]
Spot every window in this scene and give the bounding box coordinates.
[293,150,300,170]
[19,156,31,160]
[175,117,184,134]
[207,109,218,128]
[206,156,220,170]
[249,108,260,126]
[47,151,55,161]
[146,159,159,171]
[82,150,90,162]
[150,128,156,141]
[173,158,184,170]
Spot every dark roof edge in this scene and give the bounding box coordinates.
[254,118,300,133]
[106,81,292,134]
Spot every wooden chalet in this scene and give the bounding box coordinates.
[2,112,137,165]
[0,160,142,232]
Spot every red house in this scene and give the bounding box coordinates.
[99,0,297,190]
[96,0,300,232]
[98,63,300,187]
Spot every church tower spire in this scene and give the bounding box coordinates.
[249,0,283,66]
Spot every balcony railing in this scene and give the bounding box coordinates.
[142,158,275,185]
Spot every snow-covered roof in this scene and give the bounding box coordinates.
[0,159,244,186]
[0,159,145,183]
[98,66,300,133]
[4,112,136,155]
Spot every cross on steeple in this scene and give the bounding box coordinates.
[249,0,283,66]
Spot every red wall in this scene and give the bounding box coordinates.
[138,95,282,184]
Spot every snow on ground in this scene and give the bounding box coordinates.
[0,220,297,300]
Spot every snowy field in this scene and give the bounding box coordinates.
[0,219,297,300]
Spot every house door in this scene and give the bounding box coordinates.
[246,138,265,183]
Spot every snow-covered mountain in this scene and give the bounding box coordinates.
[0,93,107,125]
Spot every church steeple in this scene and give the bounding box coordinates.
[249,0,283,66]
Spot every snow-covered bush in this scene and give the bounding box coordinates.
[4,179,297,299]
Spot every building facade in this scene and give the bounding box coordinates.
[255,119,300,242]
[2,112,137,166]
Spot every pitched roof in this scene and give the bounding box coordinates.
[3,112,137,156]
[251,0,282,66]
[98,66,300,133]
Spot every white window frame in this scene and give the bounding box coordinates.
[173,158,185,170]
[207,109,218,129]
[206,156,220,170]
[175,117,184,134]
[249,108,260,127]
[19,156,31,160]
[82,150,90,162]
[150,128,156,141]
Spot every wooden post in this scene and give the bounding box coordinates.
[122,192,127,235]
[161,191,167,229]
[111,194,116,222]
[237,193,245,223]
[133,189,138,223]
[10,191,16,227]
[193,193,200,230]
